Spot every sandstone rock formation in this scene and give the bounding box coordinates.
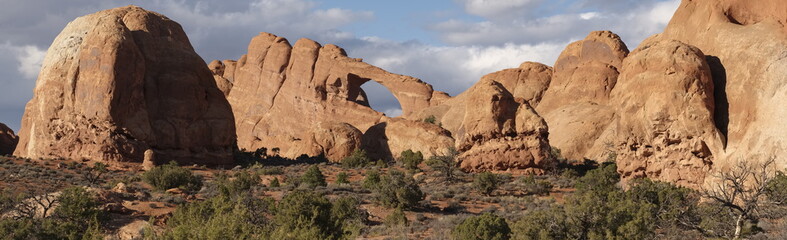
[651,0,787,174]
[411,64,556,173]
[222,33,452,161]
[611,40,724,187]
[362,118,455,161]
[0,123,18,156]
[456,79,552,173]
[13,6,236,165]
[535,31,629,161]
[208,60,236,96]
[290,122,363,162]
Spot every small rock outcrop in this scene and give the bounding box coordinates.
[0,123,18,156]
[412,64,556,173]
[611,40,724,187]
[13,6,236,165]
[362,118,455,161]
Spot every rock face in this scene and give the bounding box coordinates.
[291,122,363,162]
[13,6,236,165]
[536,31,629,161]
[611,40,724,187]
[0,123,18,155]
[651,0,787,174]
[412,64,556,173]
[223,33,451,161]
[208,60,236,96]
[456,79,553,173]
[362,118,455,161]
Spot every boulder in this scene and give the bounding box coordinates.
[13,6,236,165]
[290,122,364,162]
[611,40,724,188]
[362,118,455,161]
[0,123,17,156]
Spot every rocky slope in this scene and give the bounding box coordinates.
[13,6,236,165]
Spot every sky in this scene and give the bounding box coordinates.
[0,0,681,131]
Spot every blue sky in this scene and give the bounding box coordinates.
[0,0,681,131]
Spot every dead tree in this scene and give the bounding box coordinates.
[702,157,779,239]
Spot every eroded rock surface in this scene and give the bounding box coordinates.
[412,66,556,172]
[611,40,724,187]
[0,123,18,156]
[652,0,787,174]
[14,6,236,165]
[223,33,448,161]
[536,31,629,161]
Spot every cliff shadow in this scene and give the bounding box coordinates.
[706,55,729,145]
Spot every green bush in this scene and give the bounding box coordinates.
[474,172,500,196]
[362,170,381,190]
[215,171,260,197]
[0,186,105,240]
[426,148,460,182]
[384,207,409,227]
[335,172,350,184]
[399,150,423,171]
[766,170,787,205]
[371,170,424,209]
[272,191,363,240]
[452,213,511,240]
[423,115,437,124]
[341,149,372,168]
[301,165,327,188]
[157,194,271,239]
[512,207,568,240]
[521,176,552,196]
[269,177,281,188]
[142,161,203,191]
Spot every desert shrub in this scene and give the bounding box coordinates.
[521,176,552,196]
[335,172,350,184]
[158,194,272,239]
[142,161,202,191]
[423,115,437,124]
[269,177,281,188]
[272,190,363,240]
[0,187,105,240]
[399,150,423,171]
[214,171,260,197]
[474,172,500,196]
[426,148,460,182]
[362,170,381,190]
[371,170,424,209]
[301,165,327,188]
[384,207,409,227]
[452,213,511,240]
[341,149,372,168]
[258,166,284,175]
[512,206,569,240]
[766,170,787,205]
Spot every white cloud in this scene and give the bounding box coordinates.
[349,37,567,97]
[432,0,680,49]
[12,45,46,79]
[383,108,403,117]
[580,12,601,20]
[460,0,541,20]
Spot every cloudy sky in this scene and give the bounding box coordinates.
[0,0,680,131]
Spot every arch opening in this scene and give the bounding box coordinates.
[359,80,402,117]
